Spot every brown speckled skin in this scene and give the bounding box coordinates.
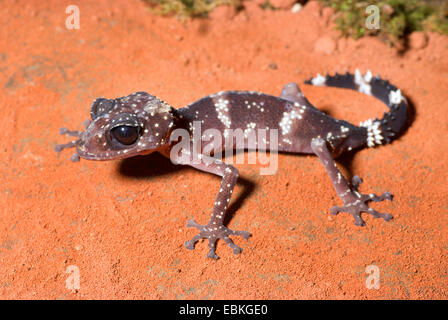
[56,73,408,259]
[176,89,365,155]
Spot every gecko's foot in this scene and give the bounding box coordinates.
[184,219,251,259]
[55,122,88,161]
[330,176,393,226]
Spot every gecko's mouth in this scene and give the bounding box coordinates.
[74,136,94,160]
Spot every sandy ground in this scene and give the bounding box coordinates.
[0,0,447,299]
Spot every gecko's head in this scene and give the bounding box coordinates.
[75,92,175,160]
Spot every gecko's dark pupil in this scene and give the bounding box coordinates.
[111,125,139,145]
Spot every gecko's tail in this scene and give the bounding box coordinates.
[304,69,408,147]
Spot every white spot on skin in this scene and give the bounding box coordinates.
[311,73,326,86]
[389,89,403,105]
[279,109,302,135]
[214,97,231,128]
[340,126,349,133]
[354,69,373,95]
[360,118,383,147]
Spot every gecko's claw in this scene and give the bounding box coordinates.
[185,219,250,259]
[351,175,363,190]
[330,189,393,226]
[70,153,80,162]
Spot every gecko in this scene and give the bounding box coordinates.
[55,69,408,259]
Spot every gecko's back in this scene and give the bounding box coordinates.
[176,89,363,155]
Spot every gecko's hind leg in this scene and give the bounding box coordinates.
[280,82,303,102]
[279,82,314,108]
[311,138,393,226]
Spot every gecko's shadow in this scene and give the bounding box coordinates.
[117,152,256,224]
[118,152,182,178]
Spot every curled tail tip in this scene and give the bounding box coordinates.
[358,81,408,147]
[305,69,409,146]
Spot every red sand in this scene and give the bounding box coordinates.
[0,0,447,299]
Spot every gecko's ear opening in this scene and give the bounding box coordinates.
[90,98,115,120]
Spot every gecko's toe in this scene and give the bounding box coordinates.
[353,216,366,227]
[184,237,200,251]
[207,248,219,260]
[207,240,220,259]
[330,205,342,215]
[367,208,393,221]
[351,175,363,190]
[59,127,81,137]
[228,229,251,240]
[186,219,202,229]
[70,153,80,162]
[54,140,78,153]
[222,236,243,254]
[366,191,393,202]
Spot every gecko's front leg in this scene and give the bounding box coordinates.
[311,138,393,226]
[167,151,250,259]
[54,119,91,162]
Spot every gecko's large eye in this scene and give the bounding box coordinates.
[111,125,139,145]
[109,113,142,147]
